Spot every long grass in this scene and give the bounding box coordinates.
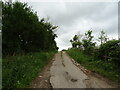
[2,51,55,88]
[66,49,120,83]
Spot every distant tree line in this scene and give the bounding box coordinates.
[2,1,58,56]
[70,30,120,66]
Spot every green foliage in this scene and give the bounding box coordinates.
[68,29,119,83]
[70,35,80,48]
[67,49,120,83]
[2,1,58,89]
[98,30,108,45]
[67,48,93,64]
[70,30,96,54]
[2,1,58,56]
[70,34,83,49]
[2,51,55,88]
[82,30,95,54]
[98,39,120,65]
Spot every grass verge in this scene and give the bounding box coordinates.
[2,51,55,88]
[66,49,120,83]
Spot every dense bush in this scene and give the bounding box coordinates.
[2,2,58,56]
[98,39,120,65]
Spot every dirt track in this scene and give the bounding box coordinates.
[31,52,118,88]
[50,52,117,88]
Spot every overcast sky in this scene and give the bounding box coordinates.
[12,0,119,50]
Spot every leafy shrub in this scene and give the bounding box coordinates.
[98,39,120,65]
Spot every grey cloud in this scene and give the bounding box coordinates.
[52,2,117,26]
[27,1,118,50]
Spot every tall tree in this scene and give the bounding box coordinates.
[2,1,58,56]
[82,30,95,54]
